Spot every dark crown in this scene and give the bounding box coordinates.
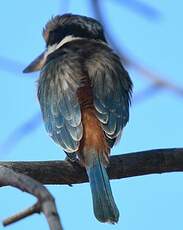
[43,14,106,46]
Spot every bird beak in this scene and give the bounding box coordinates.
[23,51,46,73]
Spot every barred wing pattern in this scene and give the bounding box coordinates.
[87,51,132,145]
[38,58,83,153]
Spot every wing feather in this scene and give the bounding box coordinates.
[87,49,132,145]
[38,58,83,153]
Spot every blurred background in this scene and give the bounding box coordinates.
[0,0,183,230]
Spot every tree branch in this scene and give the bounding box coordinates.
[0,166,63,230]
[3,202,41,226]
[1,148,183,185]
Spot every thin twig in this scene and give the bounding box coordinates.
[3,202,41,226]
[130,61,183,96]
[0,112,41,155]
[0,56,25,75]
[133,83,162,104]
[113,0,161,20]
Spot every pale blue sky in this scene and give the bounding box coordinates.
[0,1,183,230]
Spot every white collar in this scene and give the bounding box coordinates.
[45,35,82,57]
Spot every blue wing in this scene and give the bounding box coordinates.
[37,57,83,153]
[87,49,132,145]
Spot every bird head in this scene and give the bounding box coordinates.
[23,13,106,73]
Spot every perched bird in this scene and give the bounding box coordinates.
[23,14,132,223]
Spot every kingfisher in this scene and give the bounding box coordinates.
[23,14,132,223]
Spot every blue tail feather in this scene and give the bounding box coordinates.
[86,151,119,223]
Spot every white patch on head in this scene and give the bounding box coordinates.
[44,35,82,58]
